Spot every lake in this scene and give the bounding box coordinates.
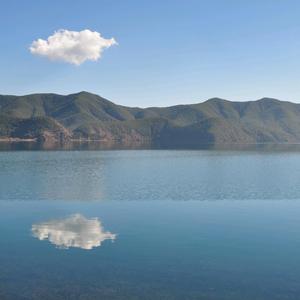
[1,148,300,299]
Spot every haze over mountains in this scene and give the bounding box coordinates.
[1,91,300,147]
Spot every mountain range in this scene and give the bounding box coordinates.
[1,91,300,147]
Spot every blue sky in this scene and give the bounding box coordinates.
[1,0,300,107]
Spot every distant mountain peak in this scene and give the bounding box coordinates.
[70,91,98,97]
[257,97,280,102]
[204,97,229,103]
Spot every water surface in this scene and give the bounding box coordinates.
[1,149,300,299]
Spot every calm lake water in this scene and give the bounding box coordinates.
[1,149,300,299]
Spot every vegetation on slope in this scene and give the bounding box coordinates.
[1,92,300,145]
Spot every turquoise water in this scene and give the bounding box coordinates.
[1,150,300,299]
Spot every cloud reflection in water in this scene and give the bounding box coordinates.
[32,214,116,250]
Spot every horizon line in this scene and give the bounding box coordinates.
[0,90,297,108]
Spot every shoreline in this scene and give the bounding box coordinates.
[2,138,300,146]
[0,138,37,142]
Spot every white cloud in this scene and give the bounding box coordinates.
[29,29,117,65]
[32,214,116,250]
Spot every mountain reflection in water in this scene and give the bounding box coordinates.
[31,214,116,250]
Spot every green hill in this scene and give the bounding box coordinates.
[1,92,300,146]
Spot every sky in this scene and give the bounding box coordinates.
[1,0,300,107]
